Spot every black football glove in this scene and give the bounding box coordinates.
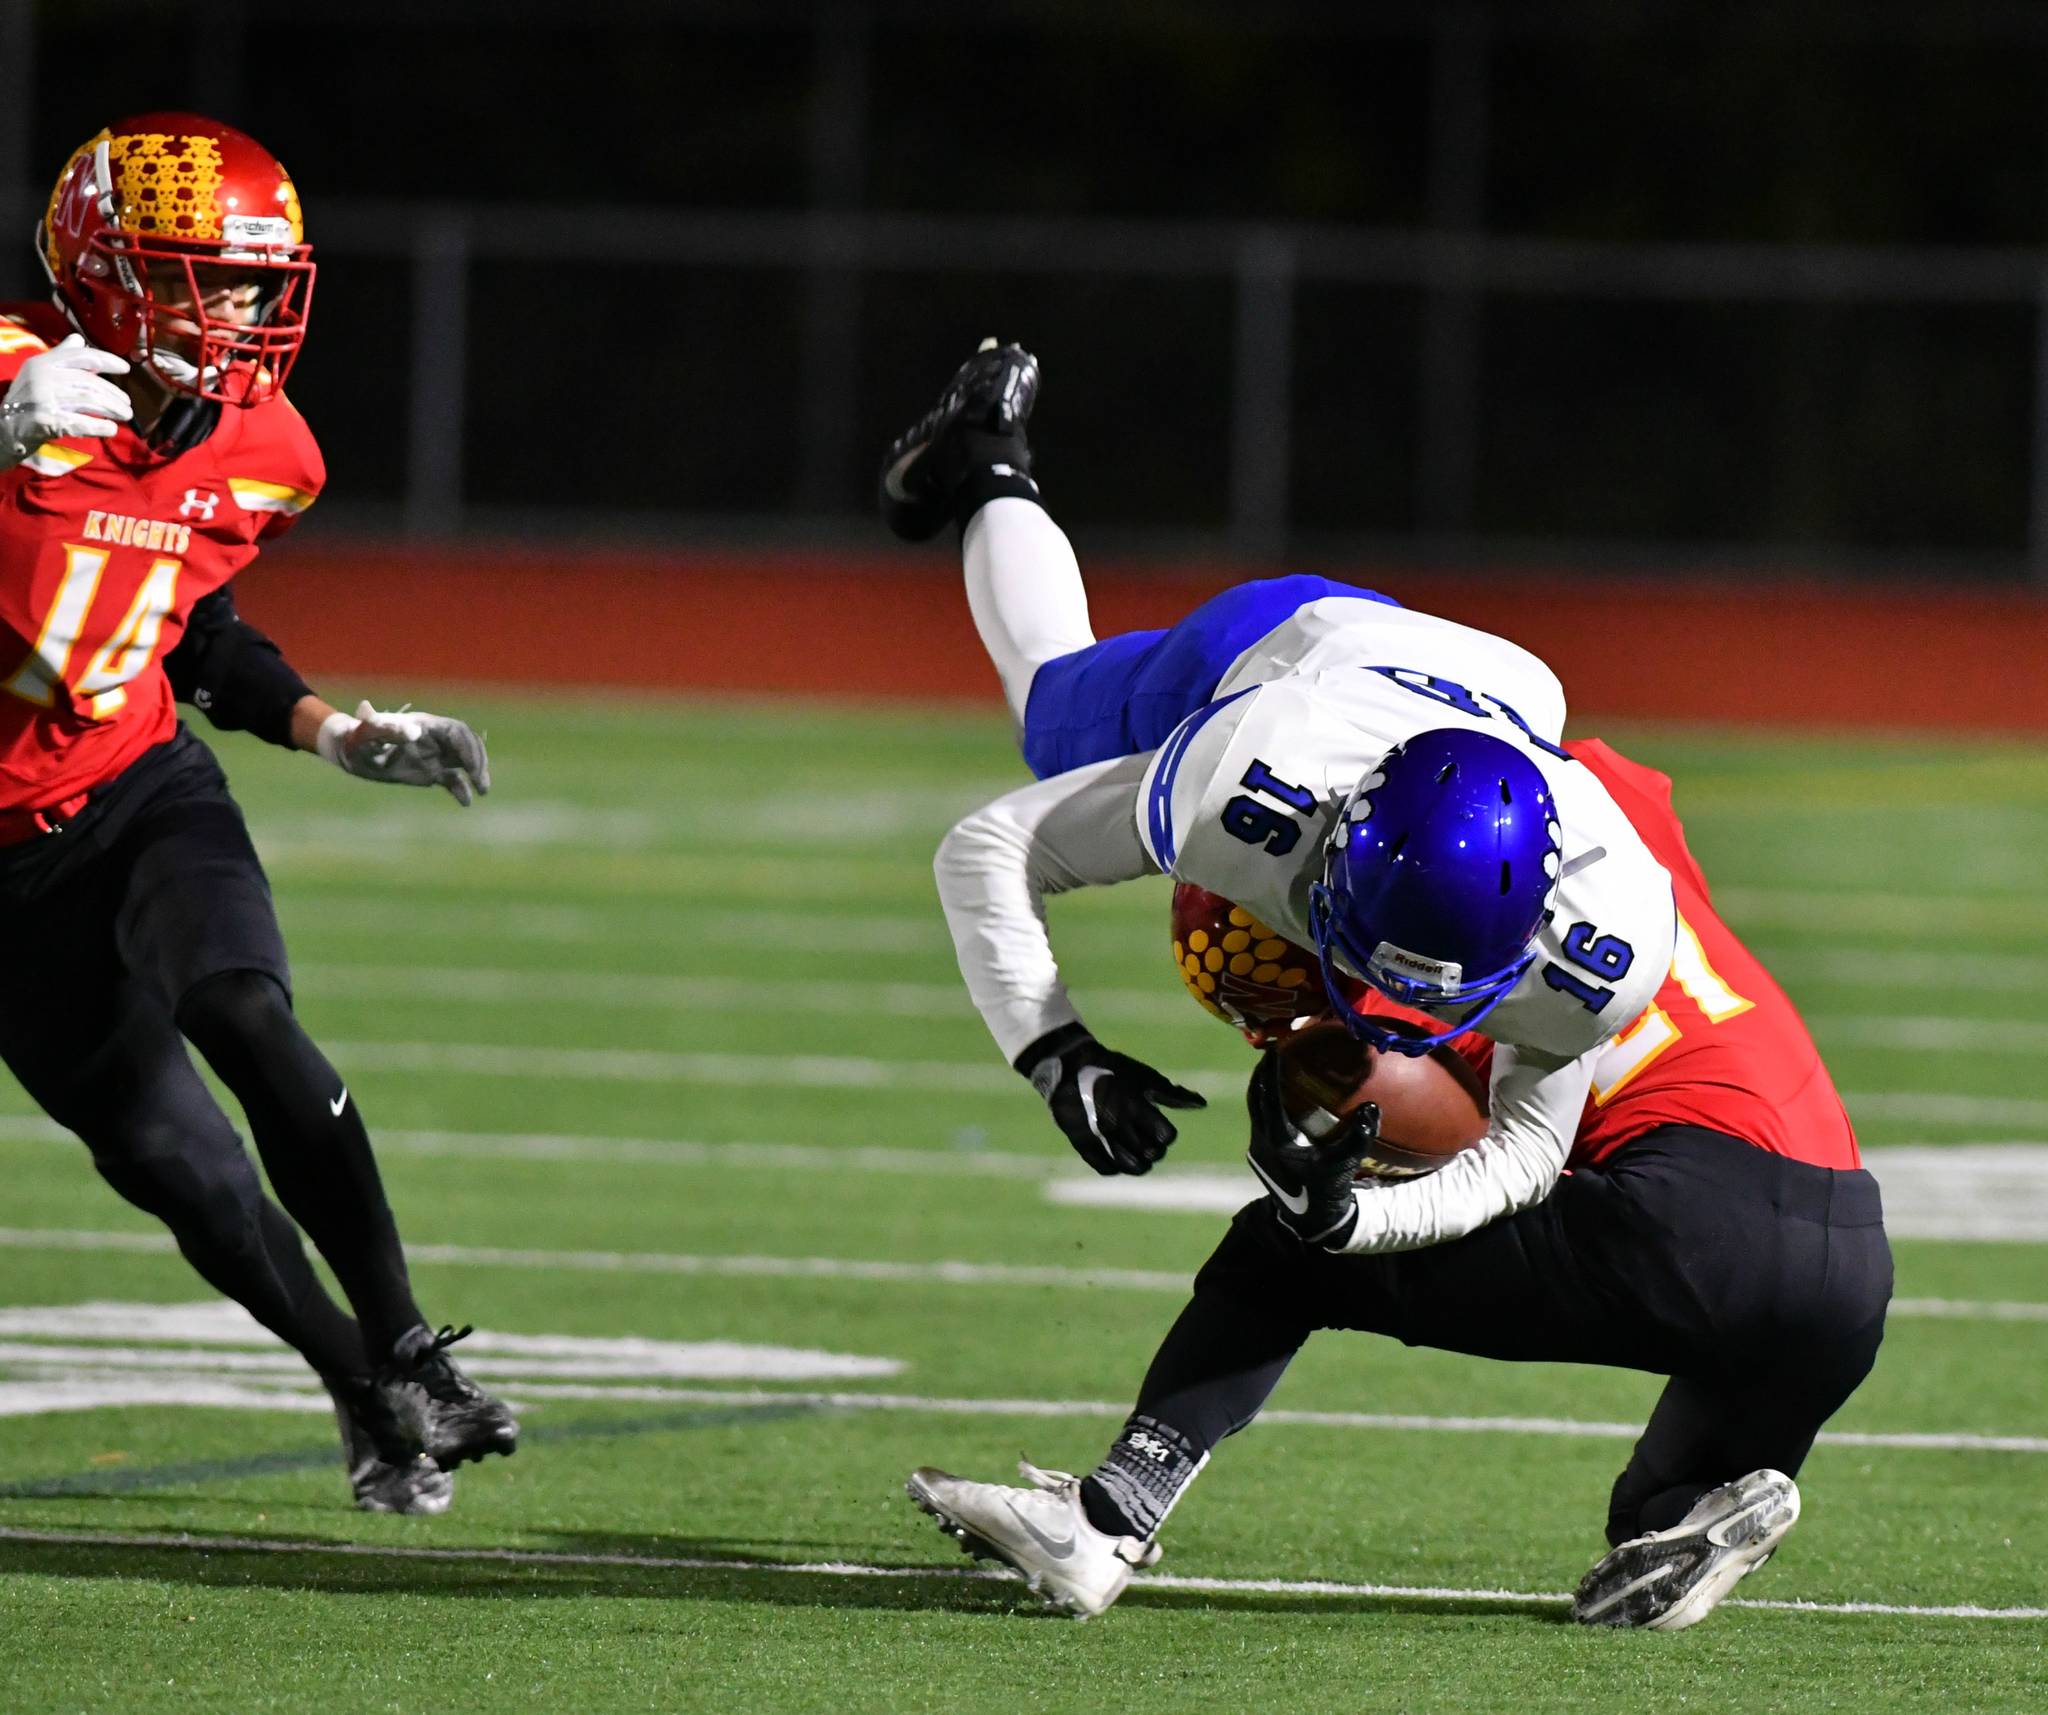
[1244,1051,1369,1248]
[1015,1023,1206,1176]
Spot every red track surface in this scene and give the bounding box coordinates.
[243,542,2048,733]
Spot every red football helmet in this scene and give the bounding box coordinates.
[36,112,314,406]
[1170,882,1364,1047]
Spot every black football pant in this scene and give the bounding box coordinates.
[1120,1127,1892,1546]
[0,728,424,1374]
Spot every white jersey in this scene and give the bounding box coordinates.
[934,589,1678,1257]
[1136,600,1673,1063]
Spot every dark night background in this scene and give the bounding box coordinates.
[5,0,2048,579]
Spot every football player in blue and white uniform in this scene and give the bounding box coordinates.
[875,342,1889,1630]
[886,340,1673,1259]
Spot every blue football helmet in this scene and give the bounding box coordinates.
[1309,727,1562,1055]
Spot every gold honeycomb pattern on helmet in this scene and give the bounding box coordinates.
[107,132,227,240]
[1173,903,1314,1027]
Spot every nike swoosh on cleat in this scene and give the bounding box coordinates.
[883,449,923,500]
[1707,1498,1782,1549]
[1247,1154,1310,1216]
[1001,1500,1076,1561]
[329,1087,349,1117]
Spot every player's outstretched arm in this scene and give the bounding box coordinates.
[299,698,491,806]
[1015,1023,1205,1176]
[1323,1046,1589,1255]
[935,752,1205,1172]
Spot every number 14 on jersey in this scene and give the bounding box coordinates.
[4,543,181,720]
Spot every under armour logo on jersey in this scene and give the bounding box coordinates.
[179,488,220,521]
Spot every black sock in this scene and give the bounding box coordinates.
[178,970,425,1355]
[1082,1415,1203,1539]
[1079,1250,1313,1539]
[953,463,1041,533]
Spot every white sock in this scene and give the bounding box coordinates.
[962,498,1096,727]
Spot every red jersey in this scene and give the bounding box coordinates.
[0,303,324,809]
[1373,738,1858,1171]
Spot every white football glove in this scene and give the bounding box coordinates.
[0,334,132,467]
[317,701,492,806]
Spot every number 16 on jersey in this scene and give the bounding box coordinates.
[1220,759,1316,856]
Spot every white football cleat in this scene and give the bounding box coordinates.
[1572,1468,1801,1631]
[906,1459,1161,1619]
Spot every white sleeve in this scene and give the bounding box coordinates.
[1330,1044,1593,1255]
[933,752,1159,1063]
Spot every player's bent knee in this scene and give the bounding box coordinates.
[175,967,296,1053]
[88,1115,263,1228]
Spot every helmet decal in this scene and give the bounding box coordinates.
[1169,883,1354,1047]
[106,131,227,239]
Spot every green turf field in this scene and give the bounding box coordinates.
[0,695,2042,1714]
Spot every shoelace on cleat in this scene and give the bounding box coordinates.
[386,1323,489,1405]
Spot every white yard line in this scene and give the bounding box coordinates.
[1848,1093,2048,1129]
[1712,888,2048,937]
[0,1226,1191,1294]
[170,1034,2048,1106]
[1887,1297,2048,1323]
[317,1040,1025,1094]
[0,1224,2039,1325]
[481,1384,2048,1455]
[1767,947,2048,994]
[292,960,2048,1050]
[5,1113,2045,1181]
[1049,1152,2048,1243]
[1818,1017,2048,1053]
[286,900,954,953]
[0,1114,1058,1180]
[293,962,1186,1024]
[0,1365,2040,1453]
[0,1526,2038,1621]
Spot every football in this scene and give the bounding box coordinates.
[1275,1019,1489,1180]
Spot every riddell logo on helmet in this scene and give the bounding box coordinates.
[1371,942,1463,988]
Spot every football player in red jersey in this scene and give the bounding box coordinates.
[0,115,516,1513]
[909,739,1892,1629]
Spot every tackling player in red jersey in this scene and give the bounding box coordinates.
[1402,738,1859,1173]
[908,737,1890,1630]
[0,114,515,1513]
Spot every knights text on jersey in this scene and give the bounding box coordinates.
[1136,671,1676,1064]
[0,304,324,809]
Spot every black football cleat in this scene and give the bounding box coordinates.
[380,1323,520,1469]
[879,338,1040,541]
[321,1366,421,1464]
[323,1375,454,1515]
